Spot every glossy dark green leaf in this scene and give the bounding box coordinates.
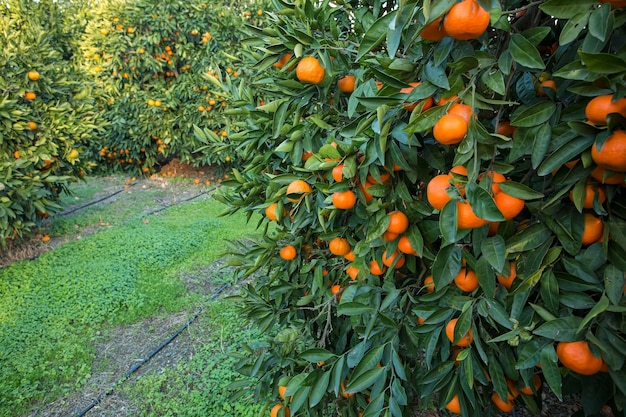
[481,68,505,96]
[578,295,609,333]
[540,269,560,314]
[540,344,562,400]
[424,60,450,90]
[345,367,386,394]
[510,34,545,69]
[466,183,505,222]
[481,235,506,272]
[562,258,600,283]
[357,12,397,61]
[439,200,458,243]
[589,4,612,42]
[579,52,626,75]
[432,243,462,289]
[539,0,596,18]
[552,60,592,81]
[559,13,588,45]
[300,348,337,363]
[531,123,552,169]
[308,371,330,407]
[521,27,551,45]
[604,264,625,306]
[337,302,374,316]
[497,181,544,200]
[537,136,594,176]
[533,316,583,341]
[510,101,555,127]
[506,224,552,253]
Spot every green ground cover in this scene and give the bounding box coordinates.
[0,179,261,416]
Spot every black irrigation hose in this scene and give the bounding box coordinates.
[58,181,139,217]
[72,283,230,417]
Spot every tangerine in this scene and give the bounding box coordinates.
[520,374,542,395]
[382,250,405,269]
[332,190,357,209]
[591,130,626,172]
[445,318,473,347]
[494,191,525,220]
[329,237,351,256]
[491,392,515,413]
[27,71,40,81]
[398,235,419,256]
[279,245,297,261]
[387,211,409,234]
[400,82,434,112]
[424,275,435,293]
[296,56,326,84]
[591,166,625,184]
[370,260,387,275]
[286,179,312,203]
[497,262,517,290]
[25,91,36,100]
[443,0,490,40]
[556,340,604,375]
[346,264,360,280]
[585,94,626,125]
[569,183,606,209]
[433,113,468,145]
[427,174,454,210]
[479,170,506,194]
[270,404,290,417]
[444,394,461,414]
[337,75,356,93]
[496,120,516,137]
[453,268,479,292]
[448,103,473,123]
[457,200,489,229]
[419,17,447,41]
[536,79,556,97]
[581,213,603,246]
[332,165,344,182]
[265,202,284,221]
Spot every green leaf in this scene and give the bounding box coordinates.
[506,224,552,253]
[481,235,506,272]
[497,181,544,200]
[539,0,596,19]
[537,136,594,176]
[552,60,592,81]
[540,269,560,314]
[589,4,612,42]
[432,244,462,289]
[509,34,545,69]
[521,27,551,45]
[604,264,625,306]
[338,302,375,316]
[475,257,496,299]
[345,367,387,394]
[510,102,556,127]
[300,348,337,363]
[481,69,505,96]
[577,295,609,333]
[352,346,385,381]
[559,13,589,45]
[357,12,397,61]
[439,200,459,243]
[579,52,626,75]
[466,184,505,222]
[309,371,330,407]
[533,316,583,341]
[531,123,552,169]
[541,344,562,400]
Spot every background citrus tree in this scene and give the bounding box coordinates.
[80,0,272,175]
[218,0,626,416]
[0,0,100,246]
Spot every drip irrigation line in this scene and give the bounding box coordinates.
[142,187,215,217]
[58,182,139,217]
[72,282,230,417]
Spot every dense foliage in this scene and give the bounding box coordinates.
[218,0,626,416]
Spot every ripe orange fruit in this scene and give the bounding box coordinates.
[41,235,50,242]
[332,165,344,182]
[433,113,468,145]
[278,385,287,400]
[346,264,359,280]
[520,374,542,395]
[427,174,453,210]
[591,165,625,184]
[400,82,434,112]
[581,213,603,245]
[370,260,387,275]
[13,150,20,159]
[446,318,473,347]
[27,121,38,131]
[27,70,40,81]
[585,94,626,125]
[332,190,357,209]
[497,262,517,290]
[366,171,391,184]
[382,250,405,269]
[443,0,490,40]
[280,245,297,261]
[398,235,419,256]
[344,251,356,261]
[25,91,36,100]
[536,79,556,97]
[331,284,342,298]
[265,202,285,221]
[329,237,351,256]
[387,211,409,234]
[337,75,356,93]
[591,130,626,172]
[453,268,479,292]
[457,200,489,229]
[424,275,435,293]
[479,170,506,194]
[419,17,447,41]
[556,340,604,375]
[270,404,290,417]
[569,183,606,209]
[296,56,326,84]
[491,392,515,412]
[448,103,473,123]
[496,120,516,137]
[445,394,461,414]
[286,179,312,203]
[494,191,525,220]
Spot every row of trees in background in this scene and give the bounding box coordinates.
[0,0,270,246]
[214,0,626,416]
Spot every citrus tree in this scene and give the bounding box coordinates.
[217,0,626,416]
[80,0,272,175]
[0,0,99,245]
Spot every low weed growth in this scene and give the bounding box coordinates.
[0,198,258,416]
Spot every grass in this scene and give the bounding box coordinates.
[122,300,265,417]
[0,179,262,417]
